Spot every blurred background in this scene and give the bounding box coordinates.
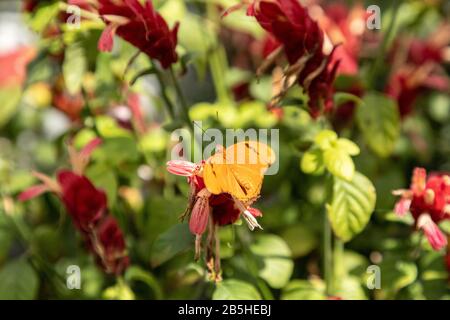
[0,0,449,300]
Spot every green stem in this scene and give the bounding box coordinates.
[169,66,193,131]
[152,63,176,121]
[323,174,334,296]
[333,238,344,295]
[323,208,333,296]
[368,1,400,88]
[206,3,233,105]
[209,46,232,104]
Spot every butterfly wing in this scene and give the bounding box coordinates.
[203,141,275,203]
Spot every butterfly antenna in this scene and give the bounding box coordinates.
[193,121,212,140]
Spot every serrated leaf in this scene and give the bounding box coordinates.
[356,92,400,157]
[213,279,262,300]
[324,148,355,181]
[327,172,376,242]
[63,43,87,95]
[250,234,293,289]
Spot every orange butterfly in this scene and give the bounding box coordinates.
[202,141,275,205]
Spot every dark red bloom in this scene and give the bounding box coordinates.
[98,0,179,69]
[22,0,41,13]
[90,216,129,275]
[57,170,107,232]
[386,67,449,118]
[246,0,340,117]
[318,3,367,77]
[393,168,450,250]
[387,24,450,118]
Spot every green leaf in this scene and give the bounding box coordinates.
[378,255,418,299]
[250,234,293,289]
[301,149,325,175]
[327,172,376,242]
[103,282,135,300]
[314,130,338,150]
[0,258,39,299]
[95,116,132,138]
[86,164,117,207]
[324,148,355,181]
[0,86,22,128]
[125,266,163,299]
[63,43,87,95]
[27,3,60,33]
[336,139,360,156]
[281,224,318,258]
[213,279,262,300]
[281,279,326,300]
[337,276,368,300]
[334,92,364,108]
[356,92,400,157]
[151,223,194,267]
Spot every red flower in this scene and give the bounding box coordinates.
[245,0,340,117]
[0,47,36,88]
[386,67,449,118]
[317,3,367,77]
[98,0,179,69]
[167,159,264,280]
[387,24,450,118]
[393,168,450,250]
[167,160,263,236]
[89,216,129,275]
[57,170,107,232]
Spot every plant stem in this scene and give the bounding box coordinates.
[152,63,176,121]
[323,174,334,296]
[169,66,193,131]
[368,1,400,88]
[206,3,233,105]
[323,207,333,296]
[333,237,344,295]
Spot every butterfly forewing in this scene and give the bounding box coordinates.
[203,141,275,204]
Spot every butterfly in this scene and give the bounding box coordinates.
[202,141,275,204]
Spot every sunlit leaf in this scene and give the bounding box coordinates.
[327,172,376,242]
[213,279,262,300]
[250,234,293,289]
[356,92,400,157]
[63,43,87,95]
[281,279,326,300]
